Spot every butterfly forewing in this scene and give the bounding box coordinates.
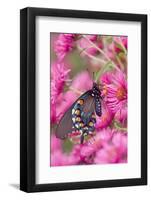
[82,92,95,113]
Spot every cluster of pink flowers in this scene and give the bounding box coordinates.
[51,62,71,123]
[54,34,76,61]
[50,33,128,166]
[51,128,127,166]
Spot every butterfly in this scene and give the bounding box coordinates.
[55,82,102,144]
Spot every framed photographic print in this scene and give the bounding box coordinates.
[20,7,147,192]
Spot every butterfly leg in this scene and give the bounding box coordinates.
[80,133,84,144]
[90,135,96,144]
[80,131,89,144]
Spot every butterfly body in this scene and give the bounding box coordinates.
[56,82,102,144]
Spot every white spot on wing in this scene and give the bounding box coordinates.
[75,124,79,128]
[72,117,76,123]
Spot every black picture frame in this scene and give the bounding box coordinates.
[20,7,147,193]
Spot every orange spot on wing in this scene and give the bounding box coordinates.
[77,99,84,105]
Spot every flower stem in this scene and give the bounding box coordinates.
[77,46,106,64]
[116,54,125,71]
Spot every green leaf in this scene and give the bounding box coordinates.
[95,61,114,83]
[62,139,73,154]
[113,120,127,132]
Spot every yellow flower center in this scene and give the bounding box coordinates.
[116,87,126,100]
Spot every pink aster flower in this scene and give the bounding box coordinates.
[51,150,80,166]
[50,134,80,166]
[112,132,127,157]
[50,102,57,123]
[54,33,76,61]
[70,128,127,165]
[89,128,114,150]
[50,62,70,123]
[94,144,119,164]
[51,62,70,104]
[101,70,127,114]
[101,71,112,85]
[51,128,127,166]
[114,106,127,125]
[94,130,127,164]
[71,143,95,164]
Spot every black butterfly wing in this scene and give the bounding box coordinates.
[55,90,94,139]
[82,92,95,114]
[55,105,74,139]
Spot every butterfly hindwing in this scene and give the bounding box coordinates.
[55,90,95,139]
[81,92,95,114]
[55,105,74,139]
